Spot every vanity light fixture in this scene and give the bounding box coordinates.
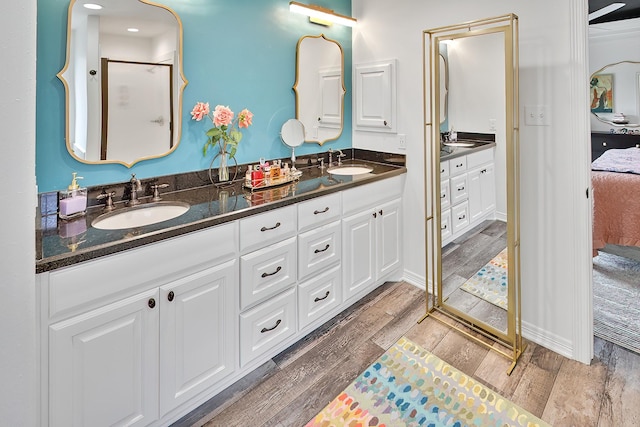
[127,28,139,33]
[289,1,357,27]
[83,3,103,10]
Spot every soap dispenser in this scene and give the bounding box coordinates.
[58,172,88,220]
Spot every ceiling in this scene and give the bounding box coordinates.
[589,0,640,23]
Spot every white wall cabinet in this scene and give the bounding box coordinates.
[354,59,397,133]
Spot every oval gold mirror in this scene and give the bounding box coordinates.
[293,34,345,145]
[58,0,187,167]
[590,60,640,127]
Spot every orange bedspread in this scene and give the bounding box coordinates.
[592,171,640,255]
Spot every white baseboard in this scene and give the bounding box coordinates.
[401,269,425,290]
[522,320,574,360]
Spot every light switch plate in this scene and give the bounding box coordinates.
[525,105,550,126]
[398,134,406,149]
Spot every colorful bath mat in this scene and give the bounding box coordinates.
[460,248,508,309]
[306,337,548,427]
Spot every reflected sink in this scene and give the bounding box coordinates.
[326,165,373,175]
[92,201,190,230]
[443,140,491,148]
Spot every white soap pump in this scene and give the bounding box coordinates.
[58,172,88,220]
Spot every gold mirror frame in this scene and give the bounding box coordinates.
[420,14,523,374]
[58,0,187,167]
[293,34,345,146]
[590,60,640,127]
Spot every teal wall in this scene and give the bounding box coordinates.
[36,0,352,192]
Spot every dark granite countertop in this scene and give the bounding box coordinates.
[440,141,496,161]
[36,150,406,273]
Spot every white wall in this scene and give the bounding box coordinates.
[353,0,593,362]
[0,0,37,424]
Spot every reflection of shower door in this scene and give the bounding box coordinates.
[101,59,173,163]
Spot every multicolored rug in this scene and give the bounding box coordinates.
[460,248,508,309]
[306,337,548,427]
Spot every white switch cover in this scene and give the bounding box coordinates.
[525,105,550,126]
[398,134,406,149]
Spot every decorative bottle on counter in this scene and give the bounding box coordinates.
[58,172,87,220]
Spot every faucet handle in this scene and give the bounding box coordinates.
[97,191,116,211]
[150,183,169,201]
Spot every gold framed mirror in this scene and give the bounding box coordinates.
[58,0,187,167]
[420,14,523,374]
[293,34,345,145]
[590,60,640,127]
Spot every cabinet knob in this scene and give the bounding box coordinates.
[383,120,388,126]
[167,291,174,302]
[148,298,156,309]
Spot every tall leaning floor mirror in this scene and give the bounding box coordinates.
[420,14,523,374]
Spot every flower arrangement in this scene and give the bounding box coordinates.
[190,102,254,159]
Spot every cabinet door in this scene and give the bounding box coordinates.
[354,60,396,132]
[468,163,496,224]
[376,198,401,280]
[342,209,376,301]
[159,260,237,415]
[49,289,159,427]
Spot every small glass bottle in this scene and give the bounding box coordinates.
[245,165,253,187]
[251,165,264,187]
[58,172,88,220]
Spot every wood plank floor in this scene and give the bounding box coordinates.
[172,281,640,427]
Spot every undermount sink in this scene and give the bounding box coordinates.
[326,165,373,176]
[92,201,190,230]
[443,140,491,148]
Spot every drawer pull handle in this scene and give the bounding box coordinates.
[458,214,466,220]
[442,224,447,230]
[167,291,174,302]
[261,266,282,278]
[313,207,330,215]
[441,194,446,199]
[373,212,377,218]
[458,186,465,191]
[260,222,281,232]
[314,244,330,254]
[261,319,281,333]
[379,209,383,216]
[148,298,156,309]
[456,163,463,168]
[314,291,330,302]
[441,168,445,173]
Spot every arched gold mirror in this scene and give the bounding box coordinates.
[421,14,523,374]
[590,60,640,127]
[58,0,187,167]
[293,34,345,145]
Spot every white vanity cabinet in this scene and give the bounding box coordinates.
[440,148,495,246]
[342,176,403,302]
[40,223,239,427]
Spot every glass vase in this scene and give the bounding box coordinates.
[218,150,229,182]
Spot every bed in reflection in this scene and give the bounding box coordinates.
[591,132,640,255]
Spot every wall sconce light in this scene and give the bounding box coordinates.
[289,1,357,27]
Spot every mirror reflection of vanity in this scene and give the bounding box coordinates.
[294,34,345,145]
[590,60,640,128]
[58,0,187,167]
[421,15,524,374]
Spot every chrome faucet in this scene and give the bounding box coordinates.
[127,174,142,206]
[328,148,334,166]
[336,150,346,166]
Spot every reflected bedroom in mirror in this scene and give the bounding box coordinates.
[589,11,640,356]
[422,14,523,374]
[58,0,187,167]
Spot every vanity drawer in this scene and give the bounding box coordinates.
[467,148,493,168]
[297,193,341,232]
[342,175,403,216]
[240,287,297,367]
[440,160,450,179]
[441,209,452,242]
[451,201,470,233]
[298,220,341,281]
[450,174,468,205]
[440,179,451,210]
[240,236,296,310]
[240,205,296,253]
[449,156,467,176]
[298,265,342,330]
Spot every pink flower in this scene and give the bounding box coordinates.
[238,108,253,128]
[190,102,209,121]
[213,105,234,127]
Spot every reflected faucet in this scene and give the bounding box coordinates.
[127,174,142,206]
